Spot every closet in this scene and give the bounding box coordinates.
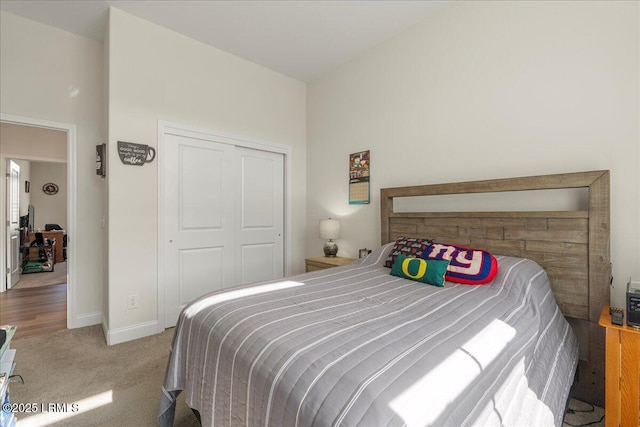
[161,128,285,327]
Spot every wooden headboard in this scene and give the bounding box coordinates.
[380,170,610,406]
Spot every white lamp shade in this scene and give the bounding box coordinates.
[319,219,340,240]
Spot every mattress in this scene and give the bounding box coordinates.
[159,243,578,426]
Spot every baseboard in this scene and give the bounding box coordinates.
[101,315,109,344]
[72,311,102,328]
[105,320,159,346]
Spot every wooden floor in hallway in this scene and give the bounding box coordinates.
[0,283,67,340]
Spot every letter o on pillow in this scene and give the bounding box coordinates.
[401,257,427,279]
[390,254,449,287]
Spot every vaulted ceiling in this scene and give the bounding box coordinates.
[0,0,448,82]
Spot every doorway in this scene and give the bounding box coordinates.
[0,113,77,332]
[5,158,68,290]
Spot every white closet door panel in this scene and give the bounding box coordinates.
[240,243,275,285]
[179,146,225,230]
[179,247,223,304]
[241,156,275,227]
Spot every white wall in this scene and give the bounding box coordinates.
[105,8,306,339]
[0,11,104,320]
[29,162,67,230]
[307,1,639,309]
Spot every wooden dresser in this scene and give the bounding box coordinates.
[28,230,65,263]
[599,305,640,427]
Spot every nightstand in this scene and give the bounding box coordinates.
[305,256,356,272]
[598,305,640,427]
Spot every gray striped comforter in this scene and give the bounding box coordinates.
[159,243,578,427]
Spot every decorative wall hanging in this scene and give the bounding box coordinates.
[117,140,156,166]
[96,143,106,177]
[42,182,59,195]
[349,150,370,204]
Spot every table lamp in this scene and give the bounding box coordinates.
[319,218,340,257]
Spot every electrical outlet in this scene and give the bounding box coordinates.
[127,294,139,309]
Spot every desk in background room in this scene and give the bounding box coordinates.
[28,230,65,263]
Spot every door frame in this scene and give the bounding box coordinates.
[0,113,78,329]
[157,121,292,332]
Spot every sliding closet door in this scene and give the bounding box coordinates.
[163,134,235,327]
[162,132,285,328]
[236,147,284,285]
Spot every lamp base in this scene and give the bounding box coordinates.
[323,241,338,257]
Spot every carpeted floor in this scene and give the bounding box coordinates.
[8,325,198,427]
[5,325,605,426]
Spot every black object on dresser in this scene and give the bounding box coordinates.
[626,278,640,327]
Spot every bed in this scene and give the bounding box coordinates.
[159,170,610,426]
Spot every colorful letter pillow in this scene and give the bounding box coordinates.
[384,237,434,268]
[390,254,450,287]
[422,242,498,285]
